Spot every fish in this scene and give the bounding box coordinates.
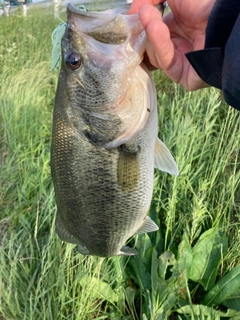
[51,3,178,257]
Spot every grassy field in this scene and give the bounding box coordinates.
[0,5,240,320]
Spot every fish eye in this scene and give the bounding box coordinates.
[66,53,81,70]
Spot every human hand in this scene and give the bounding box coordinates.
[129,0,215,90]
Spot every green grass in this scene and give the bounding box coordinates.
[0,5,240,320]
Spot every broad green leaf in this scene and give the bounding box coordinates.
[177,304,220,319]
[146,287,177,320]
[151,249,160,293]
[177,232,193,278]
[176,304,240,319]
[124,287,135,308]
[202,266,240,307]
[126,234,154,290]
[126,255,151,290]
[154,292,177,320]
[223,287,240,311]
[189,227,228,290]
[129,262,151,289]
[79,275,118,304]
[158,251,176,280]
[173,233,193,300]
[135,233,153,257]
[151,249,174,294]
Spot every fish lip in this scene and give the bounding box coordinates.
[67,3,93,17]
[67,2,165,16]
[67,3,132,16]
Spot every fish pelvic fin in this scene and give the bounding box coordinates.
[154,137,179,176]
[135,216,159,235]
[118,246,138,256]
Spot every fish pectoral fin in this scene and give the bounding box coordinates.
[135,216,159,235]
[117,144,140,192]
[118,246,138,256]
[154,138,179,176]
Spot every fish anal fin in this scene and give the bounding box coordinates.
[117,144,140,192]
[154,137,179,176]
[56,214,79,244]
[118,246,138,256]
[56,213,87,247]
[135,216,159,235]
[77,245,90,255]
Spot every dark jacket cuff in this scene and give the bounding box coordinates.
[185,0,240,111]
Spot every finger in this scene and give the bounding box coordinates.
[146,19,175,69]
[139,5,175,71]
[129,0,164,14]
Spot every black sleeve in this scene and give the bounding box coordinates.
[185,0,240,111]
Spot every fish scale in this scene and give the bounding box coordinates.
[52,100,155,256]
[51,3,178,257]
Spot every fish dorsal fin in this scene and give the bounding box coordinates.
[135,216,159,235]
[118,246,138,256]
[154,138,179,176]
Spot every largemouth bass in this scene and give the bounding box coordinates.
[51,3,178,257]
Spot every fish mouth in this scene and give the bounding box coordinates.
[66,3,145,45]
[67,3,129,44]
